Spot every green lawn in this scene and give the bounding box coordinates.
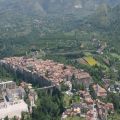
[63,94,81,108]
[84,56,97,66]
[63,93,72,108]
[111,53,120,60]
[72,95,81,104]
[84,52,92,56]
[108,113,120,120]
[65,116,85,120]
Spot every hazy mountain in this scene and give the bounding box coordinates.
[105,0,120,6]
[0,0,120,16]
[0,0,120,38]
[0,0,120,57]
[82,2,120,31]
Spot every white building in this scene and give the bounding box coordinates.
[0,100,28,119]
[0,81,16,90]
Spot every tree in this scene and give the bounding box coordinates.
[32,89,63,120]
[21,112,31,120]
[61,83,69,91]
[4,116,9,120]
[89,85,97,100]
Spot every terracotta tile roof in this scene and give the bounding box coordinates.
[93,84,107,97]
[2,57,91,85]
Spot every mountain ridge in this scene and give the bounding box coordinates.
[0,0,120,37]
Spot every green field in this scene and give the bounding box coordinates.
[108,113,120,120]
[65,116,85,120]
[63,93,72,108]
[63,93,81,108]
[111,53,120,60]
[84,56,97,66]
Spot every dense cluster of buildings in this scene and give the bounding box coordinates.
[0,56,115,120]
[62,85,114,120]
[0,57,91,88]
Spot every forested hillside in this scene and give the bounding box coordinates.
[79,3,120,52]
[0,0,120,58]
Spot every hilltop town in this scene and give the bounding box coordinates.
[0,56,116,120]
[0,57,91,88]
[1,0,120,120]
